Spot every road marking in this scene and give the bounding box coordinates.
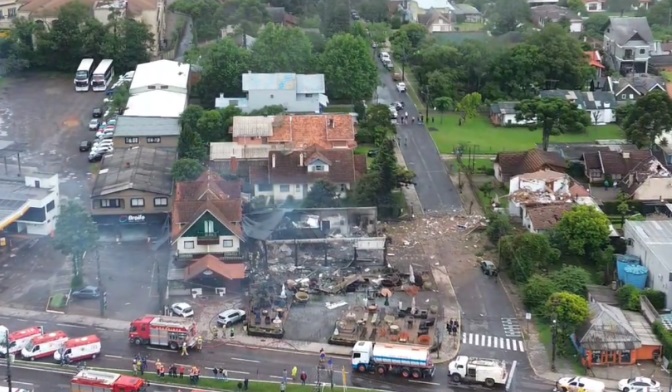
[0,316,9,320]
[511,340,517,351]
[462,333,525,352]
[505,360,517,391]
[480,335,485,346]
[105,355,123,359]
[269,375,284,379]
[231,357,260,363]
[487,336,491,347]
[57,323,86,329]
[147,347,175,352]
[408,380,440,386]
[16,319,27,322]
[506,339,510,350]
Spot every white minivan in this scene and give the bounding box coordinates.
[555,376,605,392]
[21,331,68,361]
[54,335,101,363]
[0,326,43,357]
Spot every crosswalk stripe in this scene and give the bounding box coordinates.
[487,336,492,347]
[461,333,526,351]
[506,339,511,350]
[500,337,505,349]
[481,335,486,346]
[519,341,525,352]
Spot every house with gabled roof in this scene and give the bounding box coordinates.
[249,147,367,203]
[171,169,244,260]
[607,73,666,104]
[582,150,653,183]
[494,149,566,183]
[603,17,655,75]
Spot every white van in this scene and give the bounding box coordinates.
[0,326,43,357]
[555,376,605,392]
[54,335,101,363]
[21,331,68,361]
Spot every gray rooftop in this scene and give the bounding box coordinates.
[242,73,325,93]
[625,220,672,271]
[616,73,666,95]
[0,177,54,225]
[490,102,519,114]
[454,3,480,14]
[606,17,654,45]
[578,302,640,351]
[91,147,177,197]
[540,89,616,110]
[530,5,579,21]
[114,116,181,137]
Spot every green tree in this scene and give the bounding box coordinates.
[489,0,530,35]
[102,19,153,72]
[303,180,340,208]
[320,0,351,37]
[607,0,637,12]
[321,33,378,102]
[110,84,130,116]
[391,31,413,78]
[617,285,641,311]
[433,97,454,123]
[522,274,558,310]
[396,23,427,49]
[616,192,633,225]
[251,24,315,73]
[354,173,380,206]
[4,18,37,73]
[368,22,391,49]
[544,292,590,331]
[363,104,395,133]
[178,128,208,161]
[555,205,611,257]
[170,0,223,42]
[488,44,546,100]
[247,105,286,116]
[53,201,99,288]
[196,39,251,107]
[515,98,591,151]
[172,158,205,181]
[196,110,225,143]
[567,0,585,13]
[583,14,610,39]
[549,265,593,297]
[456,92,482,121]
[180,105,206,133]
[622,91,672,149]
[359,0,389,22]
[499,233,561,283]
[486,212,512,244]
[229,0,269,39]
[350,21,369,39]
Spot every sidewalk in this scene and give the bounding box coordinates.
[431,265,461,364]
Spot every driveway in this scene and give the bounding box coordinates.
[375,60,463,213]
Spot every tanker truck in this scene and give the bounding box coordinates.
[351,340,435,379]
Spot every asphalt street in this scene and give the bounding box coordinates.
[375,59,463,213]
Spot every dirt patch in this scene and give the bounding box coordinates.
[62,118,81,128]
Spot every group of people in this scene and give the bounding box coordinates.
[132,354,148,375]
[447,319,460,336]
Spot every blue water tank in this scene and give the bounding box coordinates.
[616,254,641,281]
[622,265,648,290]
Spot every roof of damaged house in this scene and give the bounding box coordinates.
[249,147,367,185]
[418,10,452,26]
[526,203,575,231]
[623,156,672,197]
[490,102,519,115]
[171,199,243,241]
[232,116,276,138]
[185,254,246,281]
[268,114,357,149]
[530,5,580,22]
[495,149,566,178]
[517,169,566,181]
[583,150,654,176]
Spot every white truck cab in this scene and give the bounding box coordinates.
[448,355,508,387]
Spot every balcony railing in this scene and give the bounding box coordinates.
[196,231,219,245]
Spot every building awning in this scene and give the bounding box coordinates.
[319,94,329,107]
[184,254,246,281]
[0,200,30,231]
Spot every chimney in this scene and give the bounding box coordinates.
[328,118,334,128]
[299,152,304,167]
[623,152,630,159]
[230,156,238,173]
[272,153,276,168]
[219,93,224,98]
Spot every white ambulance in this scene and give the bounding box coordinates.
[0,326,43,357]
[53,335,101,363]
[21,331,68,360]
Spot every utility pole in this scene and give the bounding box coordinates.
[5,330,11,390]
[551,318,558,372]
[96,249,106,317]
[423,85,430,122]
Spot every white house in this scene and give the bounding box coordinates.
[215,73,329,113]
[0,172,60,236]
[624,220,672,309]
[249,149,367,203]
[540,90,616,125]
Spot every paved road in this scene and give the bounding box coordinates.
[375,60,463,213]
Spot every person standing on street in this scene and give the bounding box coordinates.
[181,341,189,356]
[196,335,203,351]
[300,371,307,385]
[291,366,298,380]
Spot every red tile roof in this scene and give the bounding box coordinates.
[526,203,575,231]
[249,147,367,185]
[185,254,245,281]
[174,169,242,202]
[268,115,357,150]
[582,150,653,177]
[495,149,566,178]
[585,51,605,69]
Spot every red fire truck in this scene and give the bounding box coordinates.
[129,315,197,350]
[71,369,148,392]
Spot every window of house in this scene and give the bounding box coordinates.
[629,94,634,99]
[0,10,4,18]
[295,184,302,192]
[46,200,55,212]
[148,85,156,90]
[183,241,195,249]
[222,239,234,248]
[280,184,290,192]
[621,94,627,99]
[270,94,274,98]
[305,94,313,97]
[146,137,161,143]
[160,85,168,90]
[624,49,633,58]
[100,199,120,208]
[8,8,16,17]
[314,165,324,172]
[620,350,631,363]
[130,198,145,207]
[588,2,597,9]
[154,197,168,207]
[340,184,347,192]
[125,137,139,144]
[204,220,214,234]
[640,49,646,54]
[258,184,272,192]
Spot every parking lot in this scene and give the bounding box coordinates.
[0,73,165,320]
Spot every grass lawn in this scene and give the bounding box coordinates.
[663,71,672,82]
[324,104,353,113]
[429,113,625,154]
[457,22,485,31]
[355,143,375,166]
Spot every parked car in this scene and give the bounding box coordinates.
[93,139,113,148]
[97,131,114,140]
[79,141,92,152]
[171,303,194,318]
[88,119,100,131]
[384,61,394,70]
[396,82,406,93]
[379,52,390,62]
[217,309,246,327]
[88,152,104,162]
[71,286,101,299]
[367,149,378,158]
[480,260,498,276]
[618,377,660,392]
[392,72,403,82]
[394,101,405,111]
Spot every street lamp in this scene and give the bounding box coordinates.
[551,319,558,372]
[5,330,11,390]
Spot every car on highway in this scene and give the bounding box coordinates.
[79,141,92,152]
[555,377,605,392]
[396,82,406,93]
[480,260,498,276]
[71,286,101,299]
[171,302,194,318]
[217,309,246,327]
[618,377,660,392]
[92,107,104,118]
[88,119,100,131]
